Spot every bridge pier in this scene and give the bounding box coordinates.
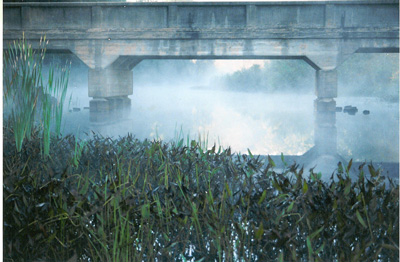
[85,57,142,117]
[300,55,346,178]
[88,68,133,113]
[314,69,338,155]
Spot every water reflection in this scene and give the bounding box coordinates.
[63,86,315,155]
[62,85,399,163]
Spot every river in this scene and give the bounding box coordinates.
[61,85,399,163]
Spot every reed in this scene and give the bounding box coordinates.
[3,35,70,156]
[52,63,71,137]
[3,35,45,152]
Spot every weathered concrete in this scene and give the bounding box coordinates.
[314,69,338,155]
[4,1,399,71]
[3,1,399,161]
[88,68,133,98]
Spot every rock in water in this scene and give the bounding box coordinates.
[343,105,358,115]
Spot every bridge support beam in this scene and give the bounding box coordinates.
[87,56,142,115]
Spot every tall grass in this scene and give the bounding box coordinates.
[3,35,45,152]
[51,63,70,137]
[3,35,70,156]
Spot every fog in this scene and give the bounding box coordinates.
[52,54,398,164]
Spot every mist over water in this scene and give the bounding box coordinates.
[336,97,399,162]
[63,86,315,155]
[55,55,398,163]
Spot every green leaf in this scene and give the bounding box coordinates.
[79,179,89,195]
[278,252,284,262]
[287,201,294,213]
[302,181,308,194]
[306,236,313,257]
[275,210,285,224]
[280,153,287,166]
[388,220,393,235]
[368,164,377,177]
[356,210,367,228]
[225,182,232,197]
[163,233,170,242]
[310,173,316,182]
[272,179,282,192]
[346,159,353,173]
[141,204,150,219]
[344,181,351,196]
[247,148,253,158]
[268,155,276,167]
[332,199,337,210]
[258,190,267,205]
[338,163,344,174]
[255,222,264,240]
[310,226,324,239]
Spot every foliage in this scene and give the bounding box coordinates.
[215,60,315,94]
[3,36,70,157]
[3,123,399,261]
[3,36,46,152]
[338,53,399,102]
[222,64,267,92]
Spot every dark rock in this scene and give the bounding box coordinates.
[84,107,90,110]
[343,105,352,112]
[73,107,81,112]
[343,105,358,115]
[363,110,370,115]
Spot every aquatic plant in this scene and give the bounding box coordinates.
[51,63,70,137]
[3,35,45,152]
[3,35,70,156]
[3,125,399,261]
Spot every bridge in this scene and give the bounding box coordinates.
[3,0,399,161]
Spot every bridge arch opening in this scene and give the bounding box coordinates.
[128,58,315,156]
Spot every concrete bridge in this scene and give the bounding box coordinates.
[4,0,399,159]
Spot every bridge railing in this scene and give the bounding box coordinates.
[4,1,399,33]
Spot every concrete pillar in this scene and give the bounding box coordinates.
[85,56,142,115]
[88,68,133,114]
[88,68,133,98]
[314,69,337,155]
